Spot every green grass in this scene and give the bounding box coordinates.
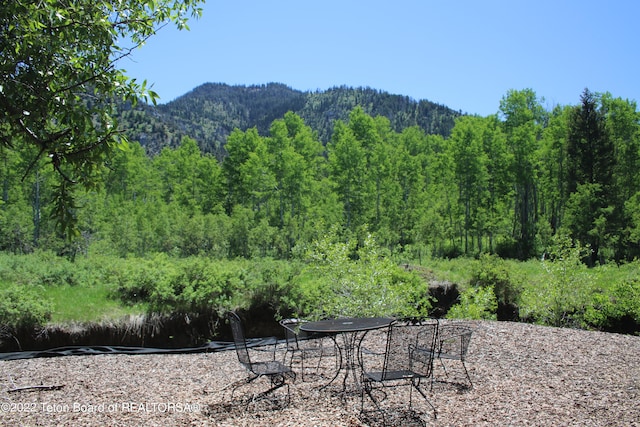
[414,257,477,284]
[591,262,639,288]
[42,284,147,323]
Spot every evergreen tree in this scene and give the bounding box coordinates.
[565,89,615,265]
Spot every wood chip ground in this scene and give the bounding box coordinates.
[1,320,638,426]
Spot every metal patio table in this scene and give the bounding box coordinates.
[299,317,395,393]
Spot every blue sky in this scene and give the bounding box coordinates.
[120,0,640,116]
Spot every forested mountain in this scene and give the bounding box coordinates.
[116,83,461,157]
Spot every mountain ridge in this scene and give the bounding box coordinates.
[117,82,462,157]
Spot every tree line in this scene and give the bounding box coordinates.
[1,88,639,265]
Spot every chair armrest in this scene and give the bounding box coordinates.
[439,329,472,341]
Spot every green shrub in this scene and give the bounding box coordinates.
[300,233,430,320]
[114,255,237,314]
[494,237,519,259]
[446,286,497,320]
[470,254,521,309]
[441,243,463,259]
[243,258,303,316]
[111,256,303,316]
[0,284,52,330]
[112,254,175,305]
[168,258,239,313]
[0,251,89,287]
[584,279,640,333]
[520,234,593,327]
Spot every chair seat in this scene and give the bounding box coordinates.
[250,360,293,376]
[364,369,424,382]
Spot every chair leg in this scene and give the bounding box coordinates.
[297,351,322,382]
[229,374,258,401]
[461,360,473,388]
[412,379,437,419]
[300,352,307,381]
[313,349,324,377]
[439,356,449,378]
[362,381,431,426]
[249,380,289,407]
[438,357,472,388]
[286,350,307,382]
[230,373,294,408]
[360,381,385,414]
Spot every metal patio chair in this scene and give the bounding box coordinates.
[359,321,438,423]
[434,322,473,388]
[279,318,336,381]
[227,311,296,406]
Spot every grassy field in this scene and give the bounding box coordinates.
[43,283,147,323]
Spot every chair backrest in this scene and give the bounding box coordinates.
[437,324,473,361]
[228,311,252,368]
[280,318,306,350]
[382,322,437,379]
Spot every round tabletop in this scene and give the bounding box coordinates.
[299,317,394,334]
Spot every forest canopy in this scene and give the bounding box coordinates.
[1,86,639,265]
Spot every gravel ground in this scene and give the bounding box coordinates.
[1,320,638,426]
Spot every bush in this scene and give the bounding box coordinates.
[441,243,463,259]
[470,254,521,318]
[520,235,593,327]
[111,256,304,317]
[113,255,239,314]
[167,258,240,313]
[584,279,640,334]
[112,254,175,305]
[446,286,497,320]
[494,237,519,259]
[0,284,52,330]
[300,232,430,320]
[236,258,306,319]
[0,251,95,288]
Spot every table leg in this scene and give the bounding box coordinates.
[320,331,366,394]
